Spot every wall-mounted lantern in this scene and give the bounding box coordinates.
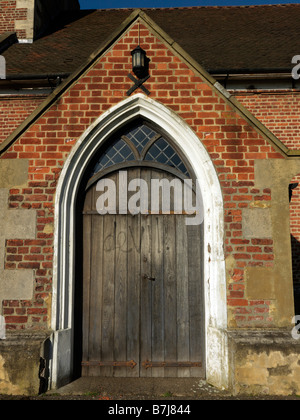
[131,45,149,79]
[127,45,150,96]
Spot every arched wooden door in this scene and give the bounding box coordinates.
[81,123,205,378]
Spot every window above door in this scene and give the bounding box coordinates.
[87,121,191,189]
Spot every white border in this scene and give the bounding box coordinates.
[50,94,228,389]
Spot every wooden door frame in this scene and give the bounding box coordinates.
[82,168,205,378]
[50,93,228,390]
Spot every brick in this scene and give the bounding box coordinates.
[0,21,284,332]
[234,253,251,260]
[5,316,28,324]
[27,308,47,315]
[228,299,248,307]
[6,240,23,247]
[18,262,40,269]
[252,254,274,261]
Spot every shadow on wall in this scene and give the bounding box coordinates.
[39,337,52,394]
[291,234,300,316]
[290,181,300,316]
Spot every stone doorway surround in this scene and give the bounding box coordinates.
[50,94,229,390]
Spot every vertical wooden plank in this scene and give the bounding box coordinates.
[88,213,104,376]
[114,213,128,377]
[187,221,204,377]
[198,222,205,378]
[101,173,117,376]
[126,168,141,377]
[151,214,164,377]
[140,168,152,377]
[113,171,127,377]
[151,169,165,377]
[176,214,190,377]
[82,188,92,377]
[101,213,116,376]
[163,213,177,377]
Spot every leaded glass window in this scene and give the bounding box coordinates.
[92,138,135,174]
[145,138,188,175]
[125,124,157,153]
[90,122,190,181]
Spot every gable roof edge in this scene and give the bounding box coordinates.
[0,9,294,158]
[0,9,141,156]
[139,10,291,158]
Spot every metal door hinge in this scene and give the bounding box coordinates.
[82,360,137,369]
[142,360,202,369]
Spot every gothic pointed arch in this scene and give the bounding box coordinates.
[86,119,192,190]
[50,94,228,390]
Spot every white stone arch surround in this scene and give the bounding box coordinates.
[50,93,228,390]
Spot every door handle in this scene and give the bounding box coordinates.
[143,274,156,282]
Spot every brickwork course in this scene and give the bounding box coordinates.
[1,4,300,396]
[0,21,285,331]
[0,1,27,39]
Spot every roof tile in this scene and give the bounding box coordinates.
[2,4,299,75]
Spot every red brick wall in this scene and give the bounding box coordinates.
[0,96,46,145]
[234,90,300,150]
[235,90,300,311]
[0,0,28,39]
[0,24,285,330]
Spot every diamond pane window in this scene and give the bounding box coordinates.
[125,124,157,153]
[92,138,135,175]
[90,123,190,179]
[145,137,189,176]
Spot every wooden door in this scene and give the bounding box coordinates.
[81,168,204,378]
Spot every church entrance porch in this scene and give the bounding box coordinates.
[50,95,228,390]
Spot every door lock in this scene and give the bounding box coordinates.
[143,274,156,282]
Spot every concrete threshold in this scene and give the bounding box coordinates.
[49,377,224,399]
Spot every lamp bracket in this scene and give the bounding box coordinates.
[126,73,150,96]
